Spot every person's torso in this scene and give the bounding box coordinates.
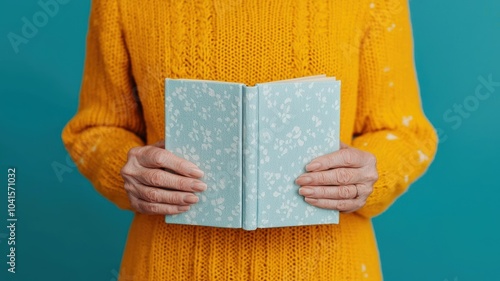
[119,0,371,144]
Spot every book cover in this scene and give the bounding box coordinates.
[165,76,341,230]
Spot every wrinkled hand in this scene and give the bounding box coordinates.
[296,142,378,213]
[121,140,206,215]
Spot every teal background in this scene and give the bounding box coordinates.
[0,0,499,280]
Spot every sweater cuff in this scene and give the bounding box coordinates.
[63,128,145,211]
[351,129,436,218]
[92,137,142,210]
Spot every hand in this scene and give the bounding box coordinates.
[296,142,378,213]
[120,140,207,215]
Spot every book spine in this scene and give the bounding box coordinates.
[242,86,259,230]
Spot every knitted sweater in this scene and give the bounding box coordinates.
[62,0,437,280]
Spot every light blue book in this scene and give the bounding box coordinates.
[165,75,341,230]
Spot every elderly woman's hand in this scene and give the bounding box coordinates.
[120,141,206,215]
[296,142,378,213]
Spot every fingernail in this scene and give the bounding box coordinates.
[191,182,207,192]
[296,176,312,185]
[189,168,204,178]
[306,162,321,171]
[178,205,190,212]
[184,194,199,204]
[304,197,318,203]
[299,187,313,196]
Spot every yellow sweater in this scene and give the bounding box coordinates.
[62,0,437,280]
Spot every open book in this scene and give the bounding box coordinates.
[164,75,341,230]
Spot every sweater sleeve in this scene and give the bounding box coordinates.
[62,0,146,210]
[352,0,437,218]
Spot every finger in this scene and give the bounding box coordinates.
[299,185,358,200]
[126,182,199,205]
[305,147,366,171]
[129,195,191,215]
[355,183,374,199]
[296,168,363,186]
[135,167,207,192]
[304,198,364,213]
[134,146,204,178]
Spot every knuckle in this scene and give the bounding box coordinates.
[142,202,161,214]
[315,186,327,198]
[176,178,192,191]
[324,155,335,168]
[123,182,134,193]
[316,173,327,184]
[135,200,148,213]
[336,169,353,185]
[143,189,161,203]
[148,171,166,187]
[336,200,349,211]
[165,192,182,204]
[151,151,167,167]
[121,163,136,178]
[340,149,354,166]
[120,166,131,177]
[317,172,333,185]
[352,199,365,211]
[369,170,379,182]
[128,146,142,159]
[338,186,353,199]
[172,158,186,174]
[129,198,140,212]
[126,192,135,202]
[163,149,174,160]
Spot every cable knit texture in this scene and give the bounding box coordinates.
[62,0,437,280]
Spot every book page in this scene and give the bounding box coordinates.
[261,74,336,85]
